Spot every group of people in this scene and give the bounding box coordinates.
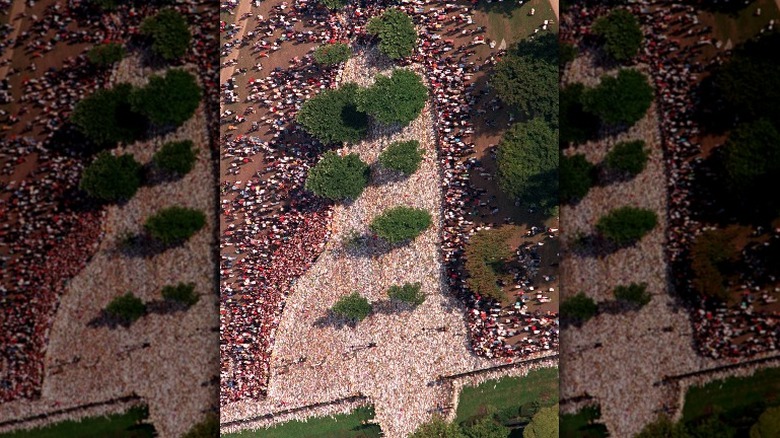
[218,0,560,410]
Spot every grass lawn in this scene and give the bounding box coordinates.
[476,0,558,46]
[222,406,381,438]
[682,366,780,424]
[705,0,780,45]
[455,367,559,424]
[560,405,608,438]
[0,406,155,438]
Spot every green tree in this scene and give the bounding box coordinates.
[387,282,426,306]
[560,82,600,146]
[313,43,352,65]
[378,140,425,175]
[181,413,219,438]
[144,206,206,246]
[105,293,146,325]
[524,404,559,438]
[613,282,651,307]
[358,69,428,126]
[603,140,649,177]
[463,416,510,438]
[161,282,199,307]
[595,206,657,246]
[561,293,597,324]
[153,140,198,175]
[690,228,739,302]
[560,153,596,203]
[410,416,465,438]
[87,43,126,66]
[751,406,780,438]
[331,292,372,322]
[305,151,370,201]
[366,9,418,59]
[80,152,143,202]
[296,83,369,144]
[635,415,689,438]
[140,9,191,61]
[370,206,432,244]
[464,227,515,301]
[592,9,643,62]
[496,119,558,213]
[582,69,653,127]
[718,119,780,204]
[560,41,578,67]
[71,83,148,146]
[687,415,735,438]
[130,69,202,127]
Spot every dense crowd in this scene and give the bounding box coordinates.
[218,0,559,408]
[0,0,219,403]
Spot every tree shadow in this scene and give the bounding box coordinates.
[109,232,171,259]
[334,233,401,259]
[142,162,186,187]
[565,233,631,258]
[371,299,420,316]
[369,162,410,186]
[87,309,144,330]
[313,309,362,329]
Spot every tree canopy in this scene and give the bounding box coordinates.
[153,140,198,176]
[80,152,143,202]
[561,293,598,324]
[370,206,432,244]
[87,43,126,66]
[559,82,600,147]
[366,9,418,59]
[582,69,653,127]
[378,140,425,175]
[130,69,202,127]
[595,206,657,246]
[718,119,780,207]
[161,282,199,307]
[524,404,559,438]
[690,228,739,302]
[410,416,465,438]
[751,406,780,438]
[603,140,649,177]
[592,9,643,62]
[305,151,370,201]
[560,153,595,203]
[635,415,689,438]
[140,9,191,61]
[313,42,352,65]
[296,83,369,144]
[464,227,514,302]
[71,83,148,146]
[358,69,428,126]
[387,282,426,306]
[105,293,146,325]
[462,416,510,438]
[331,292,372,322]
[613,282,651,307]
[144,206,206,246]
[496,119,559,213]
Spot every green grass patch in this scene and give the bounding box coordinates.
[455,367,559,424]
[682,367,780,424]
[223,406,381,438]
[710,0,780,45]
[0,406,155,438]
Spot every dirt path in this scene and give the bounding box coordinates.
[0,1,25,80]
[549,0,559,19]
[220,0,255,84]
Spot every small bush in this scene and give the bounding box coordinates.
[592,9,643,62]
[332,292,372,322]
[305,151,370,201]
[153,140,198,175]
[595,206,658,246]
[87,43,126,66]
[313,43,351,65]
[161,282,199,307]
[378,140,424,175]
[130,69,202,127]
[603,140,649,176]
[296,83,368,144]
[561,292,598,324]
[144,206,206,246]
[370,206,432,244]
[582,69,653,127]
[358,69,428,127]
[140,9,191,61]
[613,282,651,307]
[106,293,146,324]
[387,282,426,306]
[80,152,143,202]
[366,9,418,60]
[560,153,595,203]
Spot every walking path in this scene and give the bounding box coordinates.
[0,1,26,80]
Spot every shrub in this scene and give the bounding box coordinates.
[560,153,595,203]
[153,140,198,175]
[106,293,146,325]
[370,206,432,244]
[331,292,372,322]
[313,43,351,65]
[595,206,657,246]
[387,282,426,306]
[87,43,126,66]
[524,404,559,438]
[130,69,202,127]
[690,228,739,302]
[410,416,464,438]
[358,69,428,126]
[305,151,370,201]
[496,119,558,214]
[592,9,643,62]
[464,227,514,302]
[80,152,143,202]
[613,282,651,307]
[378,140,424,175]
[71,83,148,146]
[161,282,199,307]
[140,9,191,61]
[561,292,598,324]
[464,417,511,438]
[582,69,653,127]
[366,9,417,59]
[296,83,368,144]
[603,140,649,176]
[144,206,206,246]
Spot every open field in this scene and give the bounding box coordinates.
[0,407,154,438]
[223,406,380,438]
[682,367,780,423]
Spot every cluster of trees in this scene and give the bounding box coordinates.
[140,9,191,61]
[305,151,370,201]
[410,403,558,438]
[313,42,352,65]
[463,227,514,302]
[595,206,658,247]
[130,69,202,127]
[378,140,425,175]
[591,9,643,62]
[369,206,432,244]
[366,9,417,59]
[637,407,780,438]
[387,282,426,306]
[331,292,373,322]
